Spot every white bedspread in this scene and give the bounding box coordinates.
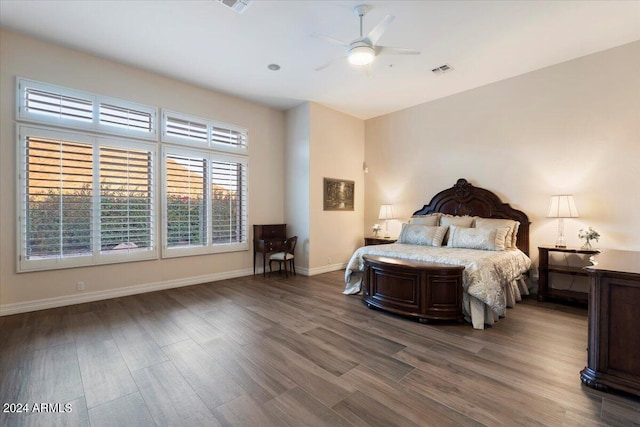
[343,244,531,326]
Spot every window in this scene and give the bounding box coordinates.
[17,78,249,271]
[23,133,94,262]
[161,110,249,257]
[211,159,247,244]
[99,145,154,253]
[99,103,153,134]
[162,110,247,153]
[18,126,156,272]
[24,87,93,123]
[18,78,157,140]
[165,152,207,248]
[162,148,248,257]
[164,114,208,144]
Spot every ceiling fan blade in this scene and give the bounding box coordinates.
[364,15,394,45]
[376,46,421,56]
[311,33,349,47]
[314,56,348,71]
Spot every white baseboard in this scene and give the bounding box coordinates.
[301,262,347,276]
[0,268,253,316]
[254,263,344,277]
[0,263,348,316]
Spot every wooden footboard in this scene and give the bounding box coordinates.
[362,255,465,323]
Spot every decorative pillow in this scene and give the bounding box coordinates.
[447,225,510,251]
[409,213,440,226]
[474,217,518,249]
[440,215,474,244]
[440,214,474,228]
[511,221,520,248]
[398,224,447,247]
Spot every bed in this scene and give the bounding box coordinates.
[343,178,532,329]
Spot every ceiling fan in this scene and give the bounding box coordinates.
[313,4,421,71]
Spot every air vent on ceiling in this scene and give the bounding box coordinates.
[431,64,454,75]
[218,0,252,14]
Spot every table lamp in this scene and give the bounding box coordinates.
[547,195,579,248]
[378,204,395,239]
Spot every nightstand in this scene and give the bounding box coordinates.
[364,237,396,246]
[538,245,600,304]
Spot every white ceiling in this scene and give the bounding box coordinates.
[1,1,638,119]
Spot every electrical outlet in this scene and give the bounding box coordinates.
[327,257,332,264]
[76,281,85,291]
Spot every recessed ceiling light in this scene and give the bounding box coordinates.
[268,64,281,71]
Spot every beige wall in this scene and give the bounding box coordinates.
[285,102,366,274]
[309,103,365,272]
[365,41,640,272]
[2,28,636,311]
[0,30,285,312]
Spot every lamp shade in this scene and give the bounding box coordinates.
[547,195,579,218]
[378,204,395,220]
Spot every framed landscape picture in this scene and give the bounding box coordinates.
[323,178,354,211]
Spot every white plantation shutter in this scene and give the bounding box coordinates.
[162,110,248,152]
[18,126,157,272]
[99,103,153,133]
[18,78,157,139]
[99,145,154,253]
[163,148,248,257]
[211,125,247,149]
[165,115,208,143]
[24,88,93,123]
[211,160,247,244]
[17,79,250,270]
[161,112,248,256]
[165,153,207,248]
[23,136,94,261]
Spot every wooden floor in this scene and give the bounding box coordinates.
[1,271,639,427]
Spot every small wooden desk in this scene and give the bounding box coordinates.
[580,249,640,397]
[253,224,286,277]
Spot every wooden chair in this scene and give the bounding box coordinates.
[269,236,297,278]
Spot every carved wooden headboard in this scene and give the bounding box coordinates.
[412,178,531,256]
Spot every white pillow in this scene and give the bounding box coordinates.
[409,214,440,226]
[474,217,518,249]
[398,224,447,247]
[511,221,520,248]
[440,215,474,245]
[440,214,474,228]
[447,225,510,251]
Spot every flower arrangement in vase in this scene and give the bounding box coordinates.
[578,227,600,250]
[372,223,382,237]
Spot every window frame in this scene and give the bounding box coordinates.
[17,78,158,141]
[15,78,251,273]
[161,145,249,259]
[16,125,158,272]
[162,109,248,155]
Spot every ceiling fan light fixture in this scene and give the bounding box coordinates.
[348,45,375,66]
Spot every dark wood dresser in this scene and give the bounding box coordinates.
[253,224,286,276]
[580,249,640,397]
